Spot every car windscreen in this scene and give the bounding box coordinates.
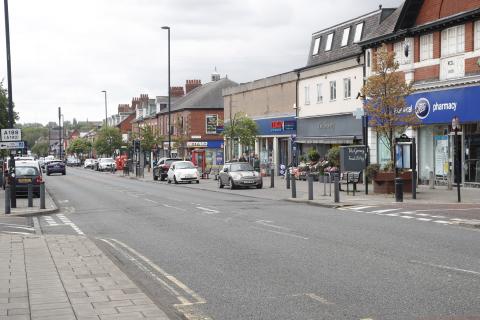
[230,163,254,172]
[175,162,195,169]
[15,166,39,176]
[101,159,115,163]
[48,161,63,165]
[166,159,182,165]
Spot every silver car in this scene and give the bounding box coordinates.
[218,162,262,189]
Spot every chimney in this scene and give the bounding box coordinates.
[185,79,202,94]
[118,104,131,113]
[170,86,185,97]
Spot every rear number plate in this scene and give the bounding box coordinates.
[19,178,31,183]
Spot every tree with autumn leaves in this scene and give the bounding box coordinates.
[361,44,420,165]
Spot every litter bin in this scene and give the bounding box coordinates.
[395,177,403,202]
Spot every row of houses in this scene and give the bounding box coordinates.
[112,0,480,187]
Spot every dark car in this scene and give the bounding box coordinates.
[45,160,66,176]
[218,162,262,189]
[14,164,43,196]
[153,157,182,181]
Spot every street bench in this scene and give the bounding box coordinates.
[340,171,361,195]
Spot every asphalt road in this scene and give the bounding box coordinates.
[40,168,480,320]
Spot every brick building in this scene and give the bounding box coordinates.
[362,0,480,186]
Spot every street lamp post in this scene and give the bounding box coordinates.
[58,107,62,160]
[452,116,461,202]
[161,26,171,157]
[101,90,108,127]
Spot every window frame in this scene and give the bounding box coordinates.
[419,33,433,61]
[312,37,321,55]
[329,81,336,101]
[475,20,480,50]
[343,78,351,100]
[353,23,364,43]
[341,27,350,47]
[441,24,465,56]
[325,33,334,51]
[304,85,310,105]
[316,83,323,104]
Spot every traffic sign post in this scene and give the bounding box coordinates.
[1,128,21,141]
[0,141,25,149]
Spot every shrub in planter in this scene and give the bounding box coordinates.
[307,148,320,162]
[326,146,340,168]
[366,164,380,179]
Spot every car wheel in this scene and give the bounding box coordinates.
[196,180,199,184]
[256,183,262,189]
[174,176,179,184]
[160,175,165,181]
[153,175,158,181]
[62,171,66,175]
[229,179,235,190]
[167,178,171,184]
[218,178,224,189]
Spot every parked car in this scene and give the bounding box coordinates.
[218,162,262,189]
[13,161,43,196]
[66,157,81,167]
[167,161,200,184]
[98,158,116,171]
[83,158,97,169]
[45,160,66,176]
[153,157,182,181]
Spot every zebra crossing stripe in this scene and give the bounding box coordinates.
[417,218,432,221]
[400,216,415,219]
[349,206,375,211]
[371,209,400,214]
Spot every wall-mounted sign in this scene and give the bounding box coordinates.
[187,141,208,147]
[191,135,202,139]
[1,129,21,141]
[216,125,224,134]
[206,114,218,134]
[283,120,296,131]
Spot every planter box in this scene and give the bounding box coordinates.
[373,171,413,194]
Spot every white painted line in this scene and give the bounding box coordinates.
[410,260,480,276]
[415,213,431,217]
[430,215,446,219]
[384,213,399,217]
[416,207,480,212]
[56,214,84,235]
[0,223,35,230]
[371,209,400,214]
[144,199,158,204]
[400,211,415,214]
[416,218,432,221]
[305,293,334,305]
[196,206,219,214]
[433,220,451,224]
[255,220,291,231]
[163,204,187,211]
[250,226,309,240]
[400,216,415,219]
[2,231,32,235]
[349,206,375,211]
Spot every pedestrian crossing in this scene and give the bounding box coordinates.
[338,205,466,227]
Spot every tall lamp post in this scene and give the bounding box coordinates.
[161,26,171,157]
[452,116,461,202]
[101,90,108,127]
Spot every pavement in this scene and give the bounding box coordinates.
[0,187,57,216]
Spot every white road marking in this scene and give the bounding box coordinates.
[144,199,158,204]
[416,207,480,212]
[433,220,451,224]
[56,214,84,235]
[417,218,432,222]
[196,206,219,214]
[400,211,415,214]
[384,213,399,217]
[400,216,415,219]
[305,293,334,305]
[58,200,69,204]
[43,216,59,226]
[250,226,309,240]
[349,206,375,211]
[371,209,400,214]
[163,204,187,211]
[1,231,32,235]
[415,213,431,217]
[255,220,291,231]
[430,215,446,219]
[410,260,480,276]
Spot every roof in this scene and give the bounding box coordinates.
[159,78,238,114]
[304,8,396,68]
[362,4,405,43]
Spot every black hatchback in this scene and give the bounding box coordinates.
[14,165,42,196]
[46,160,66,175]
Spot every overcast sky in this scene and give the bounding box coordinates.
[0,0,402,125]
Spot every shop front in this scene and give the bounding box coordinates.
[296,114,363,160]
[405,85,480,186]
[254,116,296,176]
[186,140,224,168]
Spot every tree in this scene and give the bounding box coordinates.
[21,125,49,149]
[361,44,419,164]
[67,138,91,155]
[32,141,49,157]
[133,126,164,152]
[223,112,258,159]
[93,127,122,157]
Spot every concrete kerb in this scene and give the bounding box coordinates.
[285,198,354,209]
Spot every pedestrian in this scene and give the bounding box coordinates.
[239,154,246,162]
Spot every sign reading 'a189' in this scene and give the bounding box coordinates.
[1,128,22,141]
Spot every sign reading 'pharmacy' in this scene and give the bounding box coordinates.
[1,128,21,141]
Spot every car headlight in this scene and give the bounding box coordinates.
[231,173,241,180]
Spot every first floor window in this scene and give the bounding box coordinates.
[329,81,336,101]
[316,84,323,103]
[420,33,433,61]
[343,78,351,99]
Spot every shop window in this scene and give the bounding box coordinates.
[420,33,433,61]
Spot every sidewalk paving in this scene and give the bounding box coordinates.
[0,233,170,320]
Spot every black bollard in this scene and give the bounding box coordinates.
[40,182,46,209]
[334,175,340,203]
[28,184,33,207]
[291,175,296,198]
[412,171,417,200]
[308,174,313,200]
[10,178,16,209]
[5,185,10,214]
[286,169,290,189]
[395,177,403,202]
[270,169,274,188]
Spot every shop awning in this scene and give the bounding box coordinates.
[295,135,357,144]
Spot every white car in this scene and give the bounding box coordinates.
[97,158,116,171]
[167,161,200,184]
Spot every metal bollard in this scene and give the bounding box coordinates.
[429,171,435,189]
[40,182,46,209]
[334,175,340,203]
[291,175,296,198]
[322,174,326,196]
[286,169,290,189]
[329,174,332,197]
[10,179,16,209]
[308,174,313,200]
[28,184,33,207]
[270,169,274,188]
[412,171,417,200]
[395,178,403,202]
[5,185,10,214]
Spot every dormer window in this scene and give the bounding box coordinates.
[353,23,364,43]
[341,27,350,47]
[312,37,321,55]
[325,33,334,51]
